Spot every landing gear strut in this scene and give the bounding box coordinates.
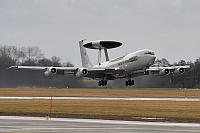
[125,80,134,86]
[98,80,107,86]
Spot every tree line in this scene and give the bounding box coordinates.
[0,45,81,88]
[0,45,200,88]
[152,58,200,88]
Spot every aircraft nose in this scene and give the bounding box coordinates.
[150,55,156,65]
[149,57,156,65]
[153,55,156,60]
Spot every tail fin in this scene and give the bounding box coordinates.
[79,40,93,68]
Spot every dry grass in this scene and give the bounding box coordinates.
[0,88,200,98]
[1,88,200,122]
[53,100,200,119]
[0,99,200,121]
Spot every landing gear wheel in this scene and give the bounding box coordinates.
[126,81,128,86]
[125,80,134,86]
[98,81,102,86]
[144,71,149,75]
[98,80,108,86]
[104,80,107,85]
[128,80,131,86]
[131,80,134,85]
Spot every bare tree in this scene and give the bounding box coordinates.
[38,58,53,66]
[161,58,170,66]
[178,60,186,66]
[62,61,74,67]
[22,46,44,65]
[51,56,61,66]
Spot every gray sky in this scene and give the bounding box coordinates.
[0,0,200,66]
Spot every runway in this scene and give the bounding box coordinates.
[0,96,200,101]
[0,116,199,133]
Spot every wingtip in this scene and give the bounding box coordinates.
[7,66,18,69]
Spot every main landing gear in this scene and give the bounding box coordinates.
[125,75,134,86]
[98,80,107,86]
[125,80,134,86]
[144,71,149,75]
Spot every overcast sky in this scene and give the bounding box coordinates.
[0,0,200,66]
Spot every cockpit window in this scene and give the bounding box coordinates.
[145,51,155,55]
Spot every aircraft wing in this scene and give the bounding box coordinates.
[147,65,190,71]
[84,67,125,80]
[87,67,124,74]
[8,66,47,70]
[8,66,125,79]
[8,66,79,76]
[8,66,77,71]
[146,65,190,76]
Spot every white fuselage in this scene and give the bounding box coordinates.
[94,49,156,74]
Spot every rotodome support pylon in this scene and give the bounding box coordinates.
[83,40,122,65]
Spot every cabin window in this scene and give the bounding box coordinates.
[129,56,138,62]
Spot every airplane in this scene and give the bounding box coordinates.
[8,40,190,86]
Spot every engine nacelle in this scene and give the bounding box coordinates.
[174,67,185,75]
[75,68,88,77]
[44,67,57,76]
[158,69,170,76]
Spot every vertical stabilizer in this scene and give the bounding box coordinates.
[79,40,93,68]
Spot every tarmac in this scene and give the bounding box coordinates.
[1,97,200,132]
[0,116,200,133]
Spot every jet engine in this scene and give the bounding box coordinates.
[174,67,185,75]
[75,68,88,77]
[44,67,57,76]
[158,69,170,76]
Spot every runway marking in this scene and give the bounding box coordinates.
[0,116,199,133]
[0,97,200,101]
[0,116,199,127]
[2,127,199,132]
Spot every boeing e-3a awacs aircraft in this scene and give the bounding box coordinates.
[8,40,190,86]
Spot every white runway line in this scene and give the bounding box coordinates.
[0,96,200,101]
[0,116,200,133]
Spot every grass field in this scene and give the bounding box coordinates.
[0,88,200,98]
[0,88,200,122]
